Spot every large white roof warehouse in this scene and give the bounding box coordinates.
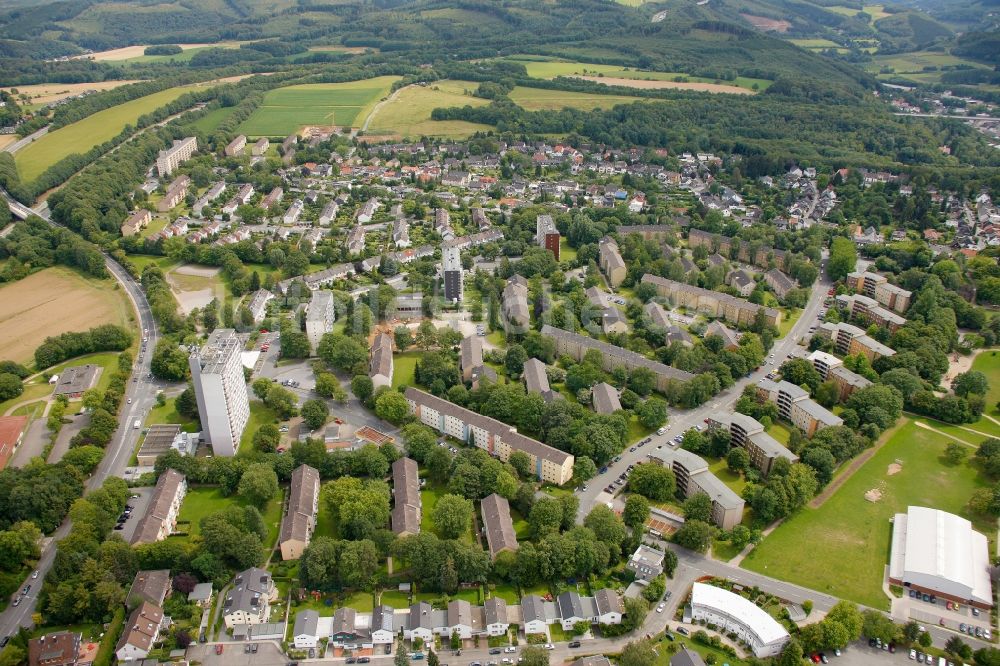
[689,583,789,658]
[889,506,992,608]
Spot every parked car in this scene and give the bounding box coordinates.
[568,642,581,649]
[677,627,689,636]
[358,658,370,664]
[489,649,501,655]
[504,648,516,653]
[215,645,223,655]
[656,604,664,613]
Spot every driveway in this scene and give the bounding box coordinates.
[10,419,50,468]
[113,487,153,544]
[47,411,91,463]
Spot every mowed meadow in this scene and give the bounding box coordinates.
[15,85,194,183]
[0,266,134,364]
[239,76,399,136]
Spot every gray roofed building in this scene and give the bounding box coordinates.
[405,601,436,640]
[705,320,740,349]
[520,595,550,633]
[502,275,530,333]
[599,236,626,287]
[764,268,796,300]
[483,597,508,630]
[331,607,369,642]
[670,648,707,666]
[666,325,694,347]
[292,610,320,649]
[727,269,757,297]
[481,493,519,559]
[648,448,743,530]
[601,306,628,335]
[644,301,671,329]
[460,335,485,383]
[222,567,275,628]
[279,464,320,560]
[592,382,622,414]
[136,424,183,467]
[127,570,172,608]
[369,332,394,389]
[586,286,613,310]
[542,325,695,391]
[574,658,613,666]
[594,588,624,617]
[627,544,665,582]
[755,379,842,437]
[708,412,797,476]
[640,274,780,328]
[392,457,421,536]
[447,599,482,636]
[188,582,213,606]
[53,364,101,398]
[522,358,557,402]
[556,591,586,625]
[131,469,186,545]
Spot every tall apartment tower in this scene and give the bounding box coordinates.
[305,290,336,355]
[536,214,560,260]
[155,137,197,177]
[189,329,250,457]
[442,245,463,303]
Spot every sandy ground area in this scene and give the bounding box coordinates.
[0,135,17,151]
[174,264,222,278]
[0,267,130,363]
[571,75,754,95]
[3,80,143,105]
[167,265,223,314]
[73,42,241,61]
[740,13,791,32]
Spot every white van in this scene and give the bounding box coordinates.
[133,419,141,430]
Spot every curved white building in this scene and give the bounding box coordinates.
[689,583,790,658]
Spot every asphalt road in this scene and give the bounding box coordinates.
[0,193,160,637]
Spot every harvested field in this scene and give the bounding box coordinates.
[0,135,16,151]
[572,75,754,95]
[740,13,791,32]
[0,267,134,365]
[2,81,144,106]
[73,42,242,61]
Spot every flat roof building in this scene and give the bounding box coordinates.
[306,290,336,356]
[648,448,743,530]
[756,378,843,438]
[155,136,197,177]
[190,329,250,456]
[690,583,790,658]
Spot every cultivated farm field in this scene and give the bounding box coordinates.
[365,80,492,139]
[14,85,193,183]
[507,86,641,111]
[0,266,134,365]
[2,80,144,108]
[741,419,992,608]
[239,76,399,136]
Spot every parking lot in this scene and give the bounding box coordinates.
[112,486,153,543]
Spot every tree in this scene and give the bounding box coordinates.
[395,641,409,666]
[0,373,23,401]
[176,386,198,419]
[627,463,676,501]
[375,391,411,424]
[777,639,804,666]
[726,447,750,473]
[573,456,597,482]
[954,370,989,397]
[827,236,857,282]
[264,384,298,419]
[583,505,627,559]
[280,329,310,358]
[618,640,657,666]
[918,632,932,648]
[636,397,667,429]
[862,609,899,643]
[778,358,822,392]
[945,442,968,465]
[673,519,713,553]
[505,344,527,377]
[432,494,473,540]
[509,451,532,479]
[252,424,280,453]
[529,497,564,537]
[238,463,279,505]
[315,372,340,398]
[519,647,549,666]
[682,493,713,523]
[623,494,650,530]
[641,574,666,603]
[318,333,368,371]
[151,340,190,380]
[351,375,374,403]
[301,399,330,430]
[945,636,969,657]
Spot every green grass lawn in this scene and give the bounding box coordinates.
[741,419,993,608]
[239,400,282,453]
[626,415,655,444]
[379,589,411,607]
[145,395,199,432]
[341,590,375,612]
[366,80,492,139]
[126,254,182,274]
[485,330,504,347]
[419,482,476,544]
[16,86,195,182]
[313,489,338,539]
[191,107,237,133]
[174,485,283,552]
[652,634,749,666]
[767,421,793,445]
[559,238,578,264]
[972,350,1000,416]
[490,583,521,604]
[508,86,640,112]
[392,351,421,390]
[0,381,52,416]
[777,307,801,339]
[240,76,399,136]
[706,457,748,496]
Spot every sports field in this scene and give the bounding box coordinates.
[239,76,399,136]
[741,419,992,608]
[504,56,771,91]
[508,86,641,111]
[15,85,193,183]
[0,266,134,365]
[365,80,492,139]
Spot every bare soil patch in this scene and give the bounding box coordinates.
[167,264,223,314]
[0,267,133,364]
[0,135,16,151]
[740,13,792,32]
[887,462,902,476]
[864,487,883,502]
[3,81,143,106]
[73,43,236,61]
[571,75,753,95]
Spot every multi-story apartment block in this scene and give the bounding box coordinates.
[391,457,421,536]
[807,350,842,380]
[827,364,872,401]
[192,181,226,217]
[131,469,186,545]
[755,378,843,437]
[846,271,912,313]
[369,332,394,389]
[688,229,790,271]
[157,175,190,212]
[648,448,744,529]
[224,135,247,157]
[522,358,558,402]
[305,290,336,355]
[502,275,530,334]
[640,274,781,328]
[121,209,152,237]
[599,236,626,287]
[443,245,463,302]
[260,187,284,210]
[707,411,798,475]
[279,464,320,560]
[405,388,574,485]
[615,224,673,241]
[542,325,695,392]
[815,321,895,362]
[536,214,560,260]
[190,329,251,456]
[251,137,269,156]
[836,293,906,333]
[155,136,197,177]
